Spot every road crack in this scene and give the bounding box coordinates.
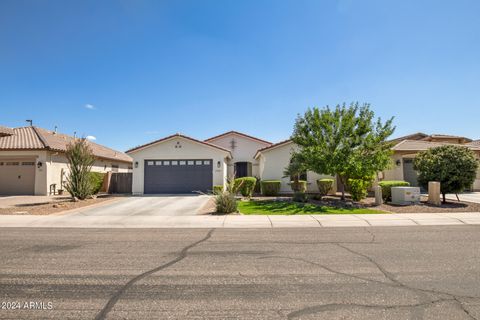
[94,229,215,320]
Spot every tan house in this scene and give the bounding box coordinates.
[0,125,132,195]
[383,133,480,190]
[127,130,480,195]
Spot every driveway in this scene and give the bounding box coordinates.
[68,195,211,217]
[447,192,480,204]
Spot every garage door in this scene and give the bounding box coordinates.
[144,159,213,194]
[0,160,36,195]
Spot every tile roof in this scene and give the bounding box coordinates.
[204,131,272,145]
[126,133,232,156]
[253,139,293,159]
[466,140,480,147]
[388,132,428,143]
[392,139,480,152]
[0,126,15,137]
[0,126,132,163]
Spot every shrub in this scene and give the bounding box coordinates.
[213,185,224,195]
[261,180,282,196]
[292,192,308,203]
[290,180,307,193]
[88,172,105,194]
[316,179,334,199]
[64,139,95,200]
[414,145,479,203]
[378,180,410,202]
[215,192,237,214]
[234,177,257,198]
[347,178,371,201]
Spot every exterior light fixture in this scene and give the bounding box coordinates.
[135,161,139,168]
[217,161,221,168]
[37,161,43,169]
[396,159,401,166]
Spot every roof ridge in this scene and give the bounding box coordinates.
[204,130,272,145]
[31,126,50,149]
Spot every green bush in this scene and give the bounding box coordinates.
[347,178,371,201]
[261,180,282,196]
[215,192,238,214]
[378,180,410,201]
[213,185,224,195]
[292,192,308,203]
[290,180,307,193]
[88,172,105,194]
[233,177,257,198]
[316,179,334,199]
[254,176,262,194]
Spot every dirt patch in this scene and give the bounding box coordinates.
[197,196,216,215]
[0,196,116,215]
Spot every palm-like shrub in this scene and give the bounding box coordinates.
[64,139,95,200]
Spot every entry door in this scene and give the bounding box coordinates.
[0,160,36,195]
[403,159,419,187]
[144,159,213,194]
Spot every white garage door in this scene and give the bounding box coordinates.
[0,160,36,195]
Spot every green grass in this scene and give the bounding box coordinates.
[237,200,387,215]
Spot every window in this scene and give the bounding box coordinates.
[179,161,186,165]
[188,161,194,165]
[155,161,162,166]
[195,160,202,165]
[147,161,154,166]
[164,161,170,165]
[6,162,19,166]
[22,162,35,166]
[203,160,210,165]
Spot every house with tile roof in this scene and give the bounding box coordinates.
[0,125,132,195]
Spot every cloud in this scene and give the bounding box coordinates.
[84,104,95,110]
[86,135,96,141]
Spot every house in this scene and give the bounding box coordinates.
[126,131,334,195]
[0,125,132,195]
[383,133,480,190]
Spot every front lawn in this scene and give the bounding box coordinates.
[237,200,386,215]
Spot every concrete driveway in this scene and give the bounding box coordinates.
[447,192,480,204]
[68,195,211,217]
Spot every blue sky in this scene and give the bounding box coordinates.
[1,0,479,151]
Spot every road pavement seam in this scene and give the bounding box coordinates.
[94,228,215,320]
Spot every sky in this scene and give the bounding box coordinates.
[1,0,479,151]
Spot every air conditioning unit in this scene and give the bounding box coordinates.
[391,187,421,205]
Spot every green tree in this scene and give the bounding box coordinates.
[64,139,96,200]
[291,103,395,200]
[283,153,307,192]
[414,145,479,203]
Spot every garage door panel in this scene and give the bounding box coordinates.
[0,160,35,195]
[144,159,213,194]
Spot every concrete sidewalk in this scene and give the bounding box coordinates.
[1,212,480,228]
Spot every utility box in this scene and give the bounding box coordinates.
[391,187,421,205]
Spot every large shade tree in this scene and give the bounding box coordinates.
[414,145,479,203]
[291,103,395,200]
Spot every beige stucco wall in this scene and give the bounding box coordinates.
[207,133,270,178]
[45,152,131,194]
[0,150,48,195]
[128,136,229,195]
[257,141,336,193]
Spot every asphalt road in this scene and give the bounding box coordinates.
[1,226,480,319]
[68,195,210,217]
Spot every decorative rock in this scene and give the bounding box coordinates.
[428,181,441,206]
[374,186,383,206]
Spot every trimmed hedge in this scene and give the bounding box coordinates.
[261,180,282,196]
[290,180,307,193]
[213,185,224,195]
[378,180,410,201]
[234,177,257,197]
[88,172,105,194]
[347,178,370,201]
[317,179,334,198]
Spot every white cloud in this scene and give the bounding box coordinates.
[84,104,95,110]
[86,135,96,141]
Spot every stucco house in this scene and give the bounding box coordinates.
[383,133,480,190]
[0,125,132,195]
[126,131,334,195]
[127,130,480,195]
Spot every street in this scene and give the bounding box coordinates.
[1,226,480,319]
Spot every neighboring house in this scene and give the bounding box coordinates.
[126,131,335,195]
[0,125,132,196]
[383,134,480,190]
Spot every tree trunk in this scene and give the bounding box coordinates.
[339,176,346,201]
[442,193,446,204]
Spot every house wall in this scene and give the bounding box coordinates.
[129,136,229,195]
[257,142,336,193]
[0,150,48,195]
[207,133,270,178]
[46,152,131,194]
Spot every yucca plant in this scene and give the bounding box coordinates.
[64,138,95,200]
[214,174,241,214]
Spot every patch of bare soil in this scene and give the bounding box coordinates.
[362,196,480,213]
[0,196,116,215]
[197,197,216,215]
